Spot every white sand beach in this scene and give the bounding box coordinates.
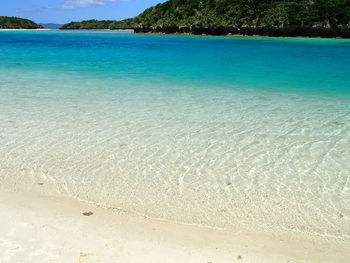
[0,190,349,263]
[0,29,52,31]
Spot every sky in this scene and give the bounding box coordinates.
[1,0,166,24]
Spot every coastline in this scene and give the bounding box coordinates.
[133,26,350,39]
[135,31,350,40]
[3,28,347,40]
[51,28,350,40]
[0,28,52,31]
[1,189,349,263]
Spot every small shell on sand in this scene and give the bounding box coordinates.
[82,211,94,216]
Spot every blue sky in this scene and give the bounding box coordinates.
[2,0,165,24]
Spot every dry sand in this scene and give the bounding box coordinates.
[0,190,349,263]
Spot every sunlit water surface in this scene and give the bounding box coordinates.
[0,30,349,239]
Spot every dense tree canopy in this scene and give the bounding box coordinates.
[0,16,43,29]
[60,20,115,29]
[61,0,350,30]
[60,19,135,29]
[130,0,350,28]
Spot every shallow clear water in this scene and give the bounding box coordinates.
[0,30,349,239]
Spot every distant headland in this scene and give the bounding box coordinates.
[39,23,63,29]
[60,0,350,38]
[0,16,43,29]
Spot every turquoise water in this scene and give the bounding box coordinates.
[0,30,350,239]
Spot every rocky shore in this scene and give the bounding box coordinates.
[134,26,350,38]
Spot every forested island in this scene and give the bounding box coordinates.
[40,23,62,29]
[0,16,43,29]
[61,20,118,30]
[60,0,350,38]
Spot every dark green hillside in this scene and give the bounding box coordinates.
[0,16,43,29]
[129,0,350,28]
[60,20,116,29]
[60,19,135,29]
[60,0,350,37]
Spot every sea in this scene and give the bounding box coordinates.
[0,30,349,240]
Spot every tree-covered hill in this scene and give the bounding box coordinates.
[127,0,350,28]
[40,23,63,29]
[60,20,116,29]
[60,0,350,37]
[0,16,43,29]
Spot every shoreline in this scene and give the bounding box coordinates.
[133,26,350,39]
[136,31,349,40]
[62,29,350,40]
[2,28,349,40]
[0,28,53,31]
[1,189,349,263]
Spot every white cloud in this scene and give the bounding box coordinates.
[62,0,118,9]
[16,8,42,13]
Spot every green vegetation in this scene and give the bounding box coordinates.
[0,16,43,29]
[60,20,115,29]
[61,0,350,29]
[60,0,350,37]
[129,0,350,28]
[60,19,136,29]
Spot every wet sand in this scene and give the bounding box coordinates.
[0,190,349,263]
